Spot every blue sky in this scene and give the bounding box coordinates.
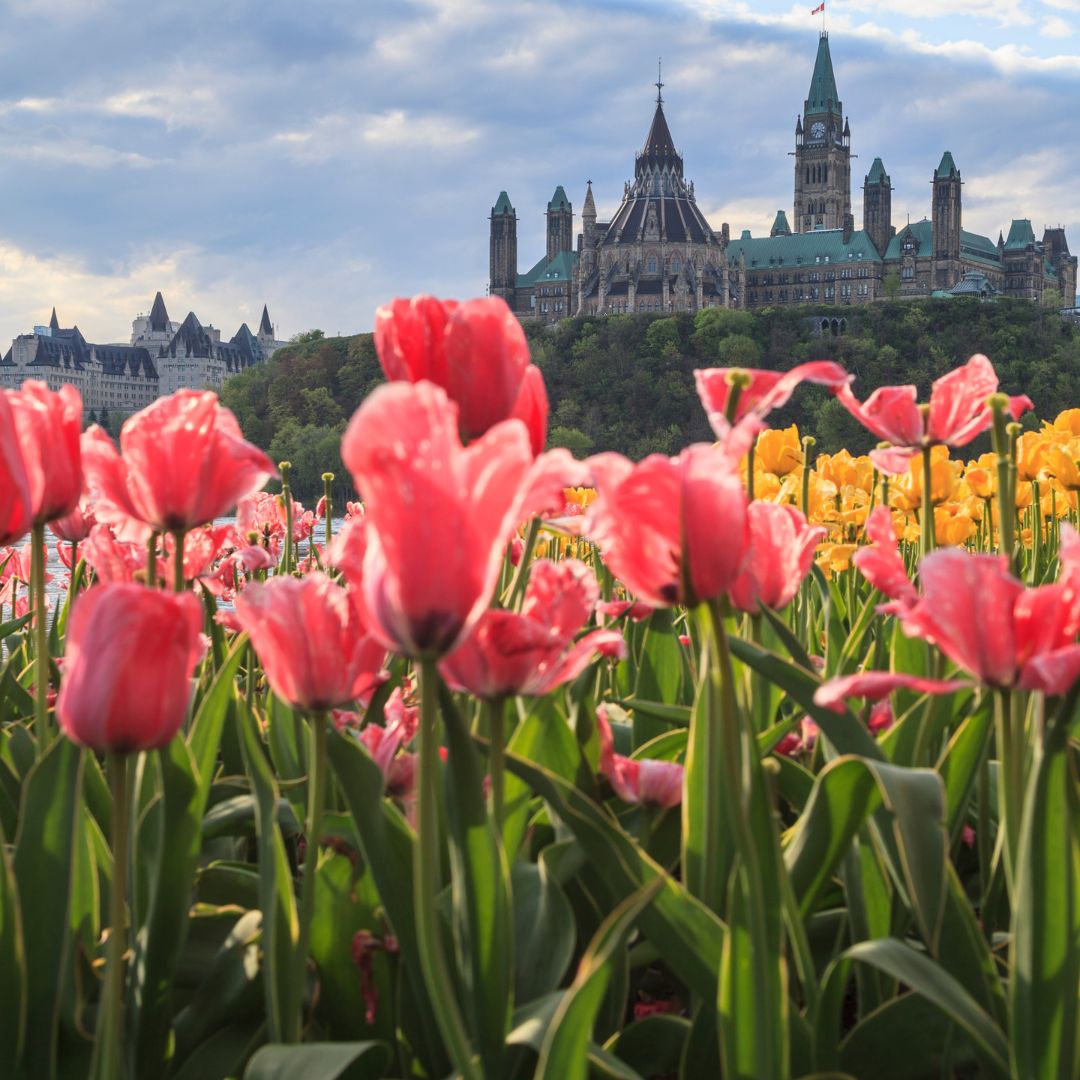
[0,0,1076,342]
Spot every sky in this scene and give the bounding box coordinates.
[0,0,1076,343]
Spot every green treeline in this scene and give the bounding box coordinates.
[219,299,1080,502]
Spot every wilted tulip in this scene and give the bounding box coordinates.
[729,502,824,614]
[57,583,205,751]
[596,705,683,808]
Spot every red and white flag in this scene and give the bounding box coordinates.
[811,2,825,13]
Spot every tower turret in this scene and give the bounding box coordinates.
[863,157,892,257]
[932,151,962,285]
[489,190,518,301]
[793,32,851,233]
[546,186,573,263]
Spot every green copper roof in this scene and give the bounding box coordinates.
[770,210,792,236]
[935,152,959,179]
[492,191,514,215]
[547,186,570,211]
[1005,218,1036,250]
[884,219,933,260]
[516,249,578,288]
[727,227,882,268]
[866,157,888,184]
[805,33,841,114]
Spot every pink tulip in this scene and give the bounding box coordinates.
[49,497,97,543]
[896,529,1080,694]
[814,670,974,713]
[596,705,683,808]
[82,524,148,584]
[694,360,849,437]
[357,688,418,797]
[340,380,533,657]
[834,355,1032,473]
[0,391,31,545]
[375,295,532,442]
[234,571,388,712]
[596,599,655,622]
[82,390,276,534]
[587,444,750,608]
[852,506,918,610]
[8,380,83,525]
[57,583,205,751]
[729,502,824,614]
[439,560,626,698]
[509,364,549,457]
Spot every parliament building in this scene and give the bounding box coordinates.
[489,33,1076,322]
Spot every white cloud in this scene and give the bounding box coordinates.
[1040,15,1074,36]
[7,139,156,169]
[272,109,480,163]
[104,85,221,130]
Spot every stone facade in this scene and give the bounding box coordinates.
[0,293,288,415]
[489,32,1076,318]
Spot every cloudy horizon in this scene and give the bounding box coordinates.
[0,0,1076,344]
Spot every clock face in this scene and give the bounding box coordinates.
[810,121,826,140]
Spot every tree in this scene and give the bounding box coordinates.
[290,329,326,345]
[883,269,901,301]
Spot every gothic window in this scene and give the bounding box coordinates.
[823,165,828,183]
[647,256,657,273]
[901,266,914,280]
[671,257,680,274]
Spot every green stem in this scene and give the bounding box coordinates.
[487,696,507,836]
[920,445,935,564]
[994,688,1024,901]
[280,462,295,575]
[746,437,756,502]
[504,517,540,610]
[294,710,327,1039]
[94,752,130,1080]
[146,531,159,588]
[417,658,480,1079]
[322,472,334,549]
[31,522,49,751]
[171,530,186,593]
[1029,479,1042,584]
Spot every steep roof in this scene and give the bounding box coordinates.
[259,304,273,336]
[642,101,677,161]
[771,210,792,236]
[727,227,882,268]
[516,250,579,288]
[547,185,570,211]
[148,291,170,332]
[866,157,889,184]
[492,190,514,215]
[805,33,841,114]
[48,307,59,331]
[1005,219,1036,250]
[884,219,933,260]
[935,151,959,179]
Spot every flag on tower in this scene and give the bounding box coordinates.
[811,2,825,13]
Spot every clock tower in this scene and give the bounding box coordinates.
[793,32,851,234]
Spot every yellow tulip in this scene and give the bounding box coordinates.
[1015,432,1048,483]
[1043,444,1080,491]
[1050,408,1080,436]
[816,543,857,576]
[933,504,977,546]
[891,445,957,511]
[755,425,803,477]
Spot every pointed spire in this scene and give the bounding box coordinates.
[935,151,959,180]
[259,304,273,337]
[866,157,889,184]
[492,190,514,215]
[49,307,59,331]
[148,291,170,332]
[805,32,841,114]
[583,180,596,218]
[656,56,664,105]
[547,186,570,211]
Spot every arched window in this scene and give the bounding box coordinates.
[647,256,657,273]
[823,164,828,183]
[671,257,680,274]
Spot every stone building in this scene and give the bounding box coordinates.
[488,32,1076,317]
[0,292,288,415]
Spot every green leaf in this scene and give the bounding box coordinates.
[935,694,993,841]
[729,638,884,761]
[188,632,248,791]
[238,703,300,1044]
[243,1041,392,1080]
[536,879,662,1080]
[606,1014,690,1077]
[1009,710,1079,1080]
[818,939,1009,1078]
[633,610,686,746]
[0,815,26,1074]
[13,736,82,1080]
[325,730,449,1078]
[440,685,513,1072]
[512,857,575,1003]
[501,748,726,1004]
[130,734,222,1074]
